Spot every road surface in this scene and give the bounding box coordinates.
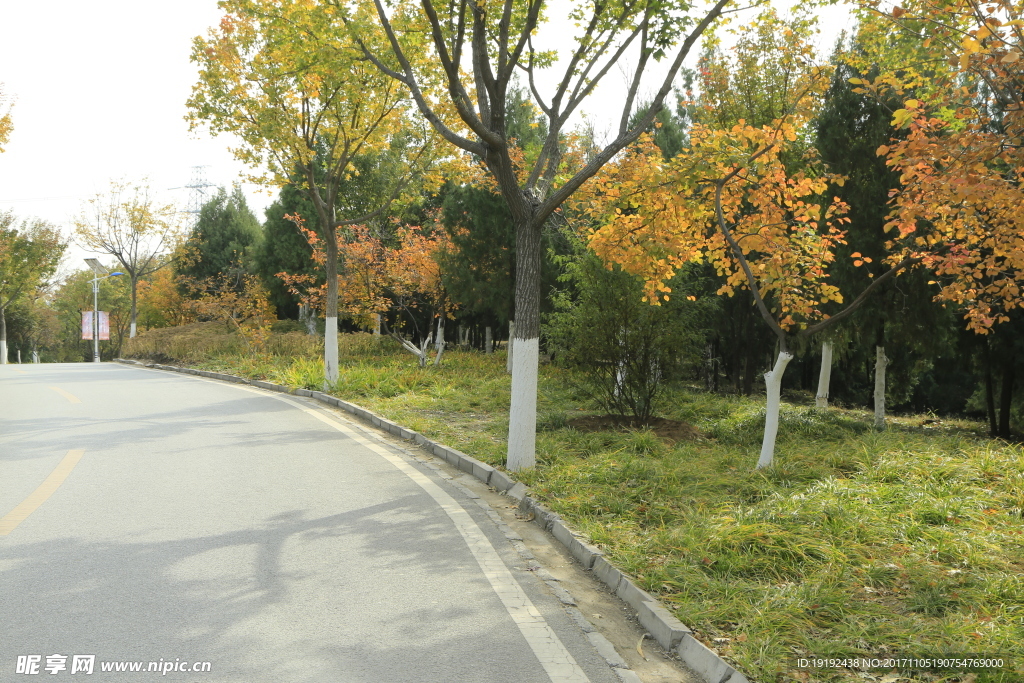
[0,362,625,683]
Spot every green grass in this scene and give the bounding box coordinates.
[124,328,1024,682]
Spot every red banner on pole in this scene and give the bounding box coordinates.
[98,312,110,341]
[81,312,93,340]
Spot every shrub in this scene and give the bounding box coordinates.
[545,247,705,421]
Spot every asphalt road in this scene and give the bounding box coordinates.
[0,363,623,683]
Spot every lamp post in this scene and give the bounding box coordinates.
[84,259,124,363]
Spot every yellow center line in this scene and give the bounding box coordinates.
[0,449,86,536]
[49,386,81,404]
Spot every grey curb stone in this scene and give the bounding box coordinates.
[591,556,623,592]
[677,635,750,683]
[586,632,628,669]
[119,358,749,683]
[565,607,595,634]
[637,599,691,650]
[489,469,513,493]
[471,460,495,485]
[544,580,577,606]
[506,481,528,501]
[569,538,603,570]
[550,519,575,549]
[614,668,644,683]
[615,579,654,613]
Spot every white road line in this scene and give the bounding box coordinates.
[219,381,592,683]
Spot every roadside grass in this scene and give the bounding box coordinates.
[124,328,1024,683]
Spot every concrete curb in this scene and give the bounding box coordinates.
[116,358,750,683]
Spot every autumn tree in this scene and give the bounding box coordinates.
[279,214,455,366]
[581,12,930,467]
[0,211,66,364]
[188,0,444,387]
[854,0,1024,428]
[73,180,185,339]
[0,84,12,152]
[136,266,196,330]
[349,0,733,470]
[584,122,907,468]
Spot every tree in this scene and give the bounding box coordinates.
[0,84,12,153]
[853,0,1024,348]
[50,268,132,362]
[73,180,185,339]
[0,212,66,364]
[546,234,705,422]
[351,0,733,470]
[136,266,196,330]
[584,117,929,468]
[188,0,444,387]
[254,181,320,321]
[177,186,262,289]
[279,214,455,366]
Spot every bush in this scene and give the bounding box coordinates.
[545,246,705,421]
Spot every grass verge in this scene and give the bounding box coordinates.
[125,327,1024,683]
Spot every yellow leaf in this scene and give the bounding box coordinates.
[876,144,890,156]
[963,37,983,53]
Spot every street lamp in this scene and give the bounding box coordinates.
[84,259,124,363]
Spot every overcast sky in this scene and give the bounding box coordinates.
[0,0,854,274]
[0,0,273,271]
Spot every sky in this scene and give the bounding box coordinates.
[0,0,856,275]
[0,0,273,272]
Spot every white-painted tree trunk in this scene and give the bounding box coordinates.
[435,316,445,356]
[485,326,493,354]
[506,320,515,373]
[756,350,795,469]
[874,345,887,429]
[374,313,381,336]
[0,340,7,365]
[17,349,21,364]
[299,304,317,335]
[129,321,137,338]
[815,341,833,409]
[324,316,339,389]
[507,337,539,471]
[33,350,39,363]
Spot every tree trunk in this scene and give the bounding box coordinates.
[0,305,7,365]
[507,217,542,471]
[485,326,493,354]
[374,313,381,336]
[998,351,1016,438]
[815,341,833,409]
[874,345,887,429]
[129,275,139,338]
[433,316,445,366]
[756,350,794,469]
[323,232,340,388]
[506,320,515,374]
[984,340,997,437]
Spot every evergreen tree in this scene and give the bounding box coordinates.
[178,186,261,289]
[814,58,954,410]
[254,182,320,319]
